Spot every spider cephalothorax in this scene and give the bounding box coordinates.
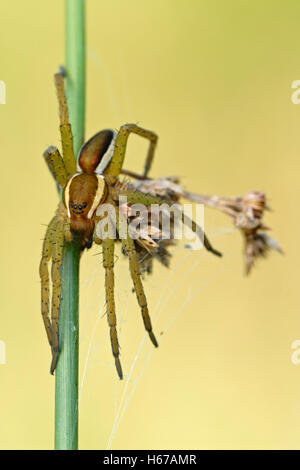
[40,72,221,379]
[62,129,115,247]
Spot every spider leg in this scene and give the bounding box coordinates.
[43,146,68,190]
[118,211,158,349]
[49,218,65,374]
[40,203,73,374]
[39,217,57,349]
[105,124,157,182]
[120,168,151,180]
[118,189,164,206]
[54,72,77,177]
[102,237,123,379]
[182,213,222,257]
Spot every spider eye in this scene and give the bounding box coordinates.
[78,129,115,174]
[69,199,88,215]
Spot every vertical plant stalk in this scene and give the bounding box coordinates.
[55,0,86,450]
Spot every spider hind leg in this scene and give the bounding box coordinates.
[40,217,57,350]
[49,217,65,374]
[39,204,69,375]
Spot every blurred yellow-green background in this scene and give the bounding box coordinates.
[0,0,299,449]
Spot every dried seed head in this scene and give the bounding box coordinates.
[122,173,283,275]
[245,231,283,275]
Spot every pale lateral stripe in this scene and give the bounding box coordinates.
[96,130,117,175]
[64,173,80,218]
[87,175,106,219]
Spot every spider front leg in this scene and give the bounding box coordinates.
[43,146,68,190]
[101,237,123,380]
[54,72,77,177]
[117,211,159,349]
[105,124,158,181]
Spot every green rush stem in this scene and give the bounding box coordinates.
[55,0,86,450]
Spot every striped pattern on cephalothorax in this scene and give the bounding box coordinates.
[63,173,107,248]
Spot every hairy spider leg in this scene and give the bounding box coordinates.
[40,203,74,375]
[105,124,158,182]
[40,216,57,349]
[182,213,222,257]
[49,217,65,374]
[101,237,123,380]
[117,210,159,350]
[43,146,68,189]
[54,72,77,177]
